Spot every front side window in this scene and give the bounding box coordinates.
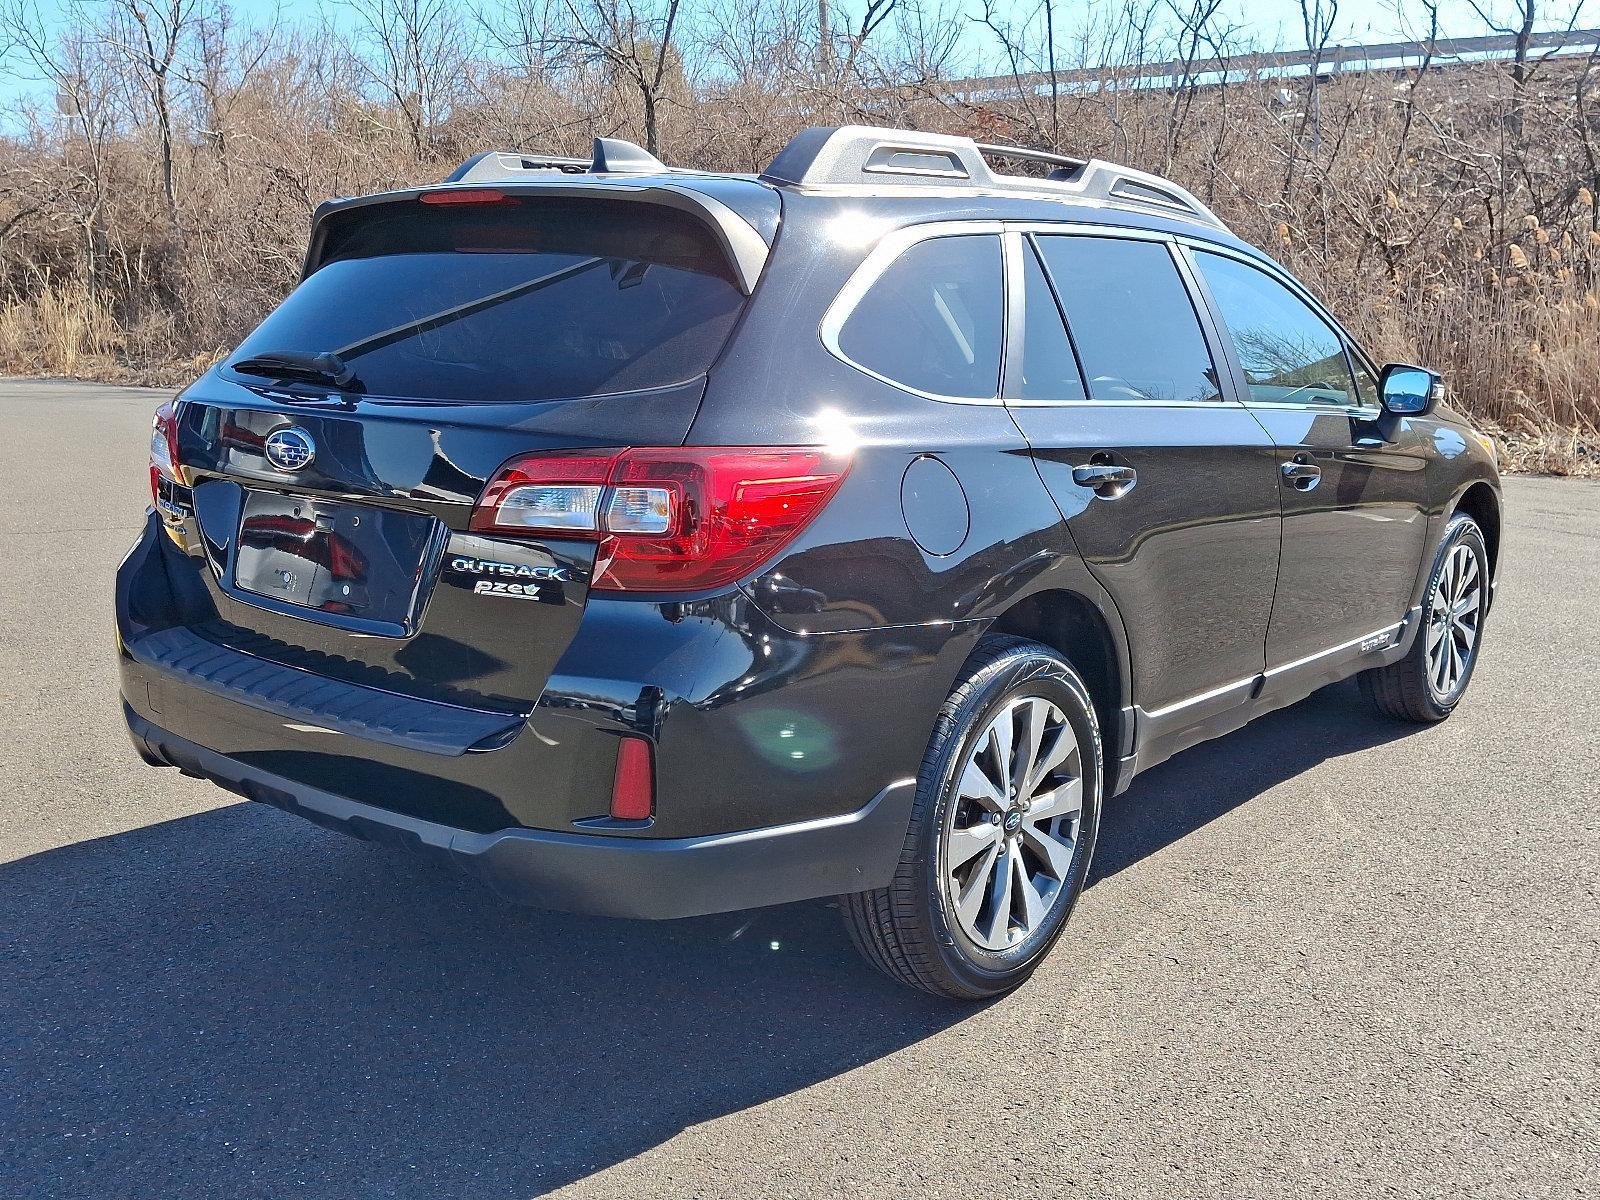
[1194,251,1357,406]
[836,234,1003,398]
[1035,234,1221,404]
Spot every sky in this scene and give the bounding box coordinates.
[0,0,1587,103]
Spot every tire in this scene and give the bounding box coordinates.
[842,636,1102,1000]
[1360,511,1490,723]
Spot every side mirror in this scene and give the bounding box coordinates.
[1379,363,1443,416]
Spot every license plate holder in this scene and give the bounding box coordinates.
[233,490,437,624]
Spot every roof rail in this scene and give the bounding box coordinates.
[445,137,668,184]
[760,125,1227,232]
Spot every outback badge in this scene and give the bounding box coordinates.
[446,554,572,603]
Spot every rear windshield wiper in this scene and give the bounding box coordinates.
[229,350,361,390]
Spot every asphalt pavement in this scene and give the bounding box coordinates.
[2,378,1596,1199]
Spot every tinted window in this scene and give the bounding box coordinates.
[837,235,1002,398]
[229,198,746,402]
[1036,235,1219,404]
[1195,251,1356,406]
[1016,239,1087,401]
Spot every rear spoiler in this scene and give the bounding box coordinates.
[302,180,776,295]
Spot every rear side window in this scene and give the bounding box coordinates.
[1035,235,1220,404]
[836,234,1003,398]
[228,198,747,403]
[1193,251,1357,406]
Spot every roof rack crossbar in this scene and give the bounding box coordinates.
[760,125,1228,232]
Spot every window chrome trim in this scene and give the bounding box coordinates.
[818,219,1007,405]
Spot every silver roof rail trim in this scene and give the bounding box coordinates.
[761,125,1228,232]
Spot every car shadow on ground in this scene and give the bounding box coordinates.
[2,681,1420,1199]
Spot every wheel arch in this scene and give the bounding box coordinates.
[985,588,1132,793]
[1454,481,1501,584]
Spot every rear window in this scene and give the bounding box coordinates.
[228,197,747,402]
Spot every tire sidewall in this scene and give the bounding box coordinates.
[915,645,1103,996]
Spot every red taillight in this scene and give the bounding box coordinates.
[471,447,851,593]
[419,188,509,205]
[149,401,184,506]
[610,736,654,821]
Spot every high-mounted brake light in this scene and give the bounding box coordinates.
[149,400,185,507]
[419,188,509,206]
[471,447,852,593]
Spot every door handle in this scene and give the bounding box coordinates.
[1072,463,1137,498]
[1281,456,1322,491]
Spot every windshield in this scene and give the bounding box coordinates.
[228,197,747,403]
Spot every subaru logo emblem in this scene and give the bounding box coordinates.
[264,426,316,472]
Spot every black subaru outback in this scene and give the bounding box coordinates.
[118,126,1502,999]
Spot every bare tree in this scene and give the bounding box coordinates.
[345,0,475,159]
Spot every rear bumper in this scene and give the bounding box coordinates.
[126,706,916,919]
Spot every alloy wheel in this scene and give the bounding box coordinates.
[1427,542,1483,700]
[940,696,1084,952]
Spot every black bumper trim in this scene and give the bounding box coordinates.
[125,625,524,757]
[126,710,917,920]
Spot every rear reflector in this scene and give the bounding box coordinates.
[471,447,851,593]
[610,736,654,821]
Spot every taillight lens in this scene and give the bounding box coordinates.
[472,447,851,592]
[149,401,185,506]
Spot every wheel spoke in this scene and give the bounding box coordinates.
[1028,777,1083,822]
[958,761,1006,812]
[947,819,999,869]
[983,842,1016,945]
[1021,821,1075,881]
[1024,726,1077,801]
[986,705,1015,794]
[1014,859,1047,932]
[1015,699,1046,801]
[955,842,1000,929]
[1454,621,1476,651]
[1456,553,1479,598]
[1427,620,1446,653]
